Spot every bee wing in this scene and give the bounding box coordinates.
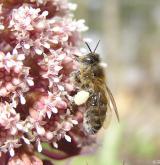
[96,90,112,129]
[106,85,120,122]
[103,106,112,129]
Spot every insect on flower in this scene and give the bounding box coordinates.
[0,0,118,163]
[73,41,119,134]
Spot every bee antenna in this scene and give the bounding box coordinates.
[93,40,100,53]
[85,42,93,53]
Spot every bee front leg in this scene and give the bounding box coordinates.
[71,70,81,85]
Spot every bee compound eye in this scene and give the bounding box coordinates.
[84,57,93,64]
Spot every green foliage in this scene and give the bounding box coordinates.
[129,135,157,158]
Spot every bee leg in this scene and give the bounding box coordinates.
[71,70,81,84]
[70,101,78,114]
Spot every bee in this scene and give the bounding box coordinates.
[73,41,119,134]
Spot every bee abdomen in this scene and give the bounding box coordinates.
[83,107,106,134]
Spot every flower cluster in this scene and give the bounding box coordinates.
[0,0,94,164]
[0,50,33,103]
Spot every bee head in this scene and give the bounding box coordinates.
[82,40,100,65]
[82,53,100,65]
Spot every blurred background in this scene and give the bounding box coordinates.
[56,0,160,164]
